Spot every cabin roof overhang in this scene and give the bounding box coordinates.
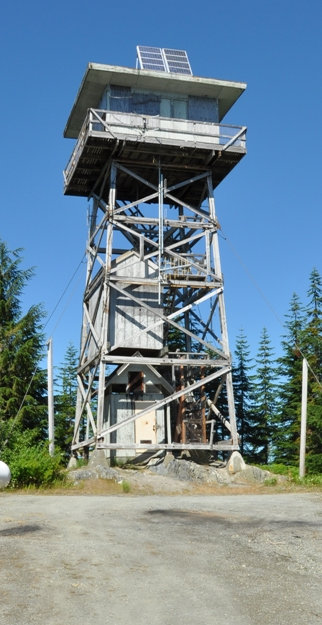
[64,63,246,138]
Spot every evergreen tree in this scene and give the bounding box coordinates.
[166,318,187,353]
[275,272,322,472]
[302,268,322,472]
[0,240,46,444]
[302,268,322,365]
[251,328,278,464]
[232,329,254,457]
[274,293,305,464]
[54,342,78,464]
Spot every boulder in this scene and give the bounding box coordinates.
[227,451,246,474]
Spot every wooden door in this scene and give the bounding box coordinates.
[135,404,157,452]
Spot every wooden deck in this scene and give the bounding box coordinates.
[64,109,246,206]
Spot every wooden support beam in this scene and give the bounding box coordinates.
[100,366,231,438]
[95,442,238,451]
[109,281,225,357]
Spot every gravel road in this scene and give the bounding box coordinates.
[0,491,321,625]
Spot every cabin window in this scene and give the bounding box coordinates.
[109,85,131,113]
[109,86,160,116]
[171,98,187,119]
[105,87,218,123]
[131,93,160,116]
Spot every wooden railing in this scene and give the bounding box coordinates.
[64,108,247,186]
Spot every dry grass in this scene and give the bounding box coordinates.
[3,467,322,497]
[5,480,300,498]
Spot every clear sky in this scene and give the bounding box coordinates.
[0,0,321,372]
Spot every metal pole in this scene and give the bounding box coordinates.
[47,338,55,457]
[299,358,308,478]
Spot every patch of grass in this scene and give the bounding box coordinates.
[264,477,278,486]
[260,463,298,478]
[292,473,322,487]
[23,478,123,496]
[259,463,322,491]
[121,480,131,493]
[76,457,88,469]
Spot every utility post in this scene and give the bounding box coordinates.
[47,338,55,457]
[299,357,308,478]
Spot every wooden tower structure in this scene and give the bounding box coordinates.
[63,47,247,460]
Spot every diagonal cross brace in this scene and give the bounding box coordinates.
[100,366,231,437]
[109,281,225,357]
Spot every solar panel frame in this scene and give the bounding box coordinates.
[137,46,192,75]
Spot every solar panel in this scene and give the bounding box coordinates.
[136,46,166,72]
[163,48,192,75]
[137,46,192,75]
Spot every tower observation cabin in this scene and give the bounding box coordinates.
[64,46,247,461]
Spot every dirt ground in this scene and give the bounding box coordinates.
[0,480,321,625]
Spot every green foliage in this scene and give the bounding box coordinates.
[274,270,322,468]
[166,317,187,352]
[251,328,278,464]
[260,463,322,486]
[274,293,306,463]
[302,269,322,465]
[232,329,254,456]
[1,429,64,488]
[0,240,65,488]
[121,480,131,493]
[76,457,88,468]
[166,313,200,353]
[297,473,322,487]
[0,240,47,433]
[234,270,321,472]
[54,342,78,464]
[260,463,298,478]
[305,452,322,474]
[263,477,278,486]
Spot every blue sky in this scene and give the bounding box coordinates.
[1,0,321,372]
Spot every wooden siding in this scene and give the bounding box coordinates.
[108,253,163,352]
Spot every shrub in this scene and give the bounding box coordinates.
[260,462,322,487]
[305,454,322,474]
[1,429,64,488]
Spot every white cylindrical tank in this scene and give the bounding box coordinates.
[0,461,11,488]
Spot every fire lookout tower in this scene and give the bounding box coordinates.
[63,47,247,461]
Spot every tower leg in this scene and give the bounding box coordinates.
[207,174,238,446]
